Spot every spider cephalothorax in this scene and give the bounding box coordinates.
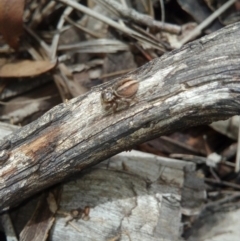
[101,78,139,112]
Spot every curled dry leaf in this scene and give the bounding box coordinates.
[0,0,25,49]
[0,60,57,78]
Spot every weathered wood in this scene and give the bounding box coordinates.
[0,22,240,211]
[185,194,240,241]
[50,151,194,241]
[7,151,195,241]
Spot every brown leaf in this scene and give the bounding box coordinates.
[0,60,57,78]
[0,0,25,49]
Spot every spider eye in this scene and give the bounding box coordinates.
[102,90,114,102]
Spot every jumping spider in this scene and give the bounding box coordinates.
[101,78,139,112]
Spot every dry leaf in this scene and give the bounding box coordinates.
[47,192,58,213]
[0,60,57,78]
[0,0,25,49]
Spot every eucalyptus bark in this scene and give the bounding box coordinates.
[0,22,240,211]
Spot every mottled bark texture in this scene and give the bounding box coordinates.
[0,22,240,211]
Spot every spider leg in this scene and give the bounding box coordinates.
[121,98,132,108]
[104,103,113,111]
[112,102,118,113]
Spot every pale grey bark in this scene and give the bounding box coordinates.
[0,22,240,212]
[50,151,193,241]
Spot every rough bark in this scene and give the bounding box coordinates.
[50,151,195,241]
[0,22,240,211]
[9,151,194,241]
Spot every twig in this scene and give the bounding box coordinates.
[205,178,240,190]
[50,6,73,60]
[29,1,57,29]
[209,167,221,182]
[56,0,165,51]
[0,213,18,241]
[203,193,240,210]
[0,95,59,106]
[159,0,165,23]
[24,25,51,57]
[170,154,235,167]
[235,116,240,172]
[23,41,44,60]
[96,0,180,34]
[100,68,135,79]
[179,0,237,46]
[58,39,129,53]
[64,16,103,39]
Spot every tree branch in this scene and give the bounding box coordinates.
[0,22,240,211]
